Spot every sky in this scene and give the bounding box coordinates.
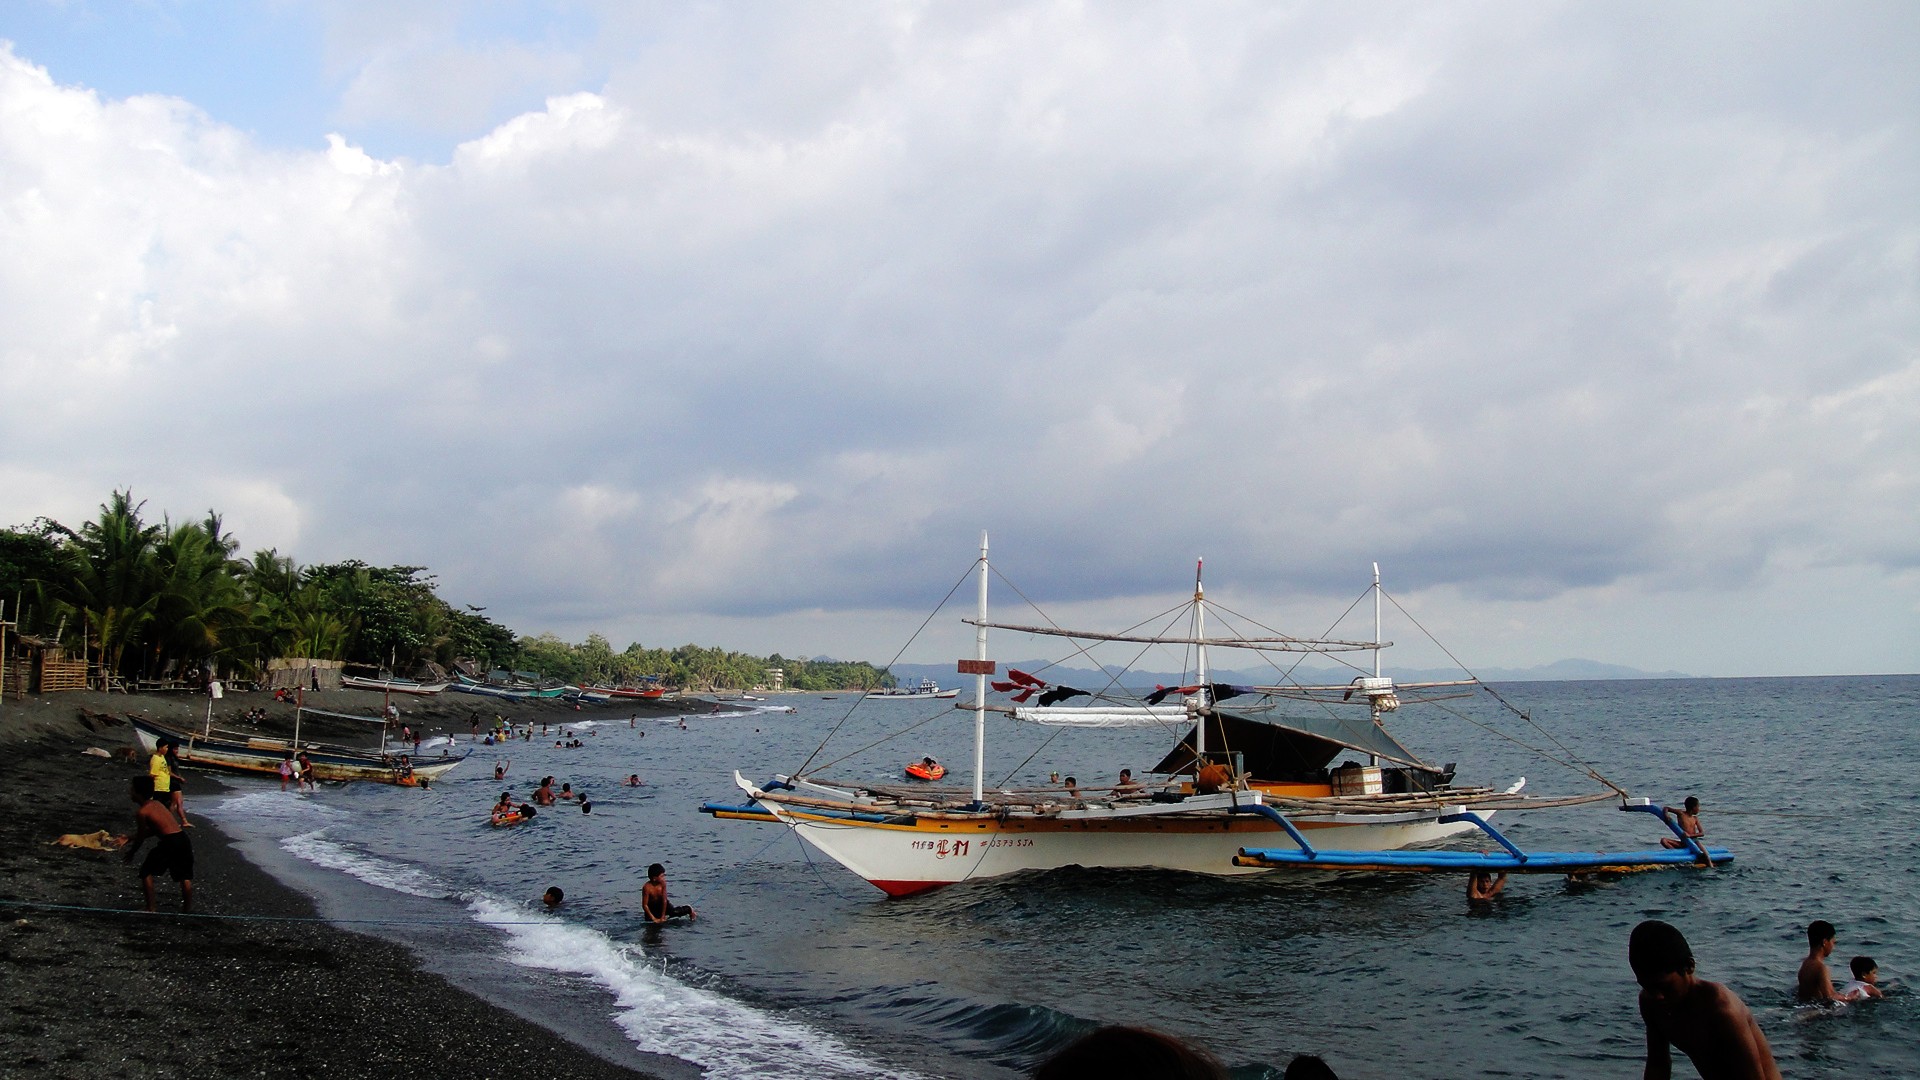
[1,1,1915,678]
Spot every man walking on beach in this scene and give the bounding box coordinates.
[1630,919,1779,1079]
[123,776,194,912]
[642,863,695,923]
[1797,921,1839,1003]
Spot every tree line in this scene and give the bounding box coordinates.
[0,491,891,692]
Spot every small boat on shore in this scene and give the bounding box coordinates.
[130,714,465,787]
[450,674,570,700]
[341,674,450,696]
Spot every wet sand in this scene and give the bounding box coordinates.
[0,691,680,1079]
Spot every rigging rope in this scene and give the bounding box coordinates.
[791,560,976,778]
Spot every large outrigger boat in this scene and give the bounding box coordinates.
[703,536,1730,896]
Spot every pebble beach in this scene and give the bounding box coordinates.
[0,689,682,1080]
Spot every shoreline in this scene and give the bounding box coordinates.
[0,692,683,1080]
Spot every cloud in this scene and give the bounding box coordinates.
[0,4,1916,676]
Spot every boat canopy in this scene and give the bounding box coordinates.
[1009,705,1192,728]
[1151,709,1432,778]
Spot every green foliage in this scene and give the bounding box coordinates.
[10,489,888,691]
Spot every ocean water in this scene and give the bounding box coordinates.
[204,676,1920,1079]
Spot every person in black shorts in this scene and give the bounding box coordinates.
[123,776,194,911]
[641,863,695,922]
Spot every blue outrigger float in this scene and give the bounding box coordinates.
[1233,801,1732,874]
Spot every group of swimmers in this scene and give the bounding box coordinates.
[1632,917,1893,1079]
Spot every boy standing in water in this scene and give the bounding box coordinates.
[641,863,696,923]
[1630,919,1779,1080]
[123,776,194,912]
[1798,921,1839,1002]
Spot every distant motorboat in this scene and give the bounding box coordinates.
[867,678,960,700]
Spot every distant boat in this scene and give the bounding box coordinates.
[342,674,449,696]
[905,758,947,781]
[604,685,668,700]
[868,678,960,700]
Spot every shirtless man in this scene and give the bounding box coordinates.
[1630,920,1779,1079]
[1661,797,1705,851]
[123,776,194,912]
[641,862,695,923]
[1797,921,1839,1003]
[1113,768,1144,796]
[533,777,557,806]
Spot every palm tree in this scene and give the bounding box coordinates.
[46,491,164,678]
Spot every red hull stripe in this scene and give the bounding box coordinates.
[870,879,949,898]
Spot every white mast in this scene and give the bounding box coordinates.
[972,532,989,806]
[1370,563,1382,766]
[1373,562,1382,679]
[1194,558,1206,760]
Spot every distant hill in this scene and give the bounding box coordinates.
[881,657,1691,689]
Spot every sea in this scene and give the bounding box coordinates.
[203,675,1920,1079]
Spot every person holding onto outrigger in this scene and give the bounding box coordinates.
[1660,796,1705,851]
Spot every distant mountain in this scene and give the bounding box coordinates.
[882,657,1691,688]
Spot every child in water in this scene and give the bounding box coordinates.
[1840,957,1884,1001]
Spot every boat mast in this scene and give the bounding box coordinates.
[1370,563,1381,767]
[971,532,989,807]
[1194,558,1207,761]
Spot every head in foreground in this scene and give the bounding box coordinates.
[1031,1025,1226,1080]
[1630,919,1696,1000]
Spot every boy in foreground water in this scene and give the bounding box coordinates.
[1630,920,1778,1080]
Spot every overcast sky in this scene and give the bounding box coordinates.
[2,2,1914,677]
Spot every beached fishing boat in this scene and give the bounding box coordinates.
[129,713,467,787]
[868,677,961,700]
[341,673,450,696]
[703,536,1730,897]
[449,673,571,700]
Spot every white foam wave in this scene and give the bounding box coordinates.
[281,831,456,899]
[218,789,353,824]
[467,896,926,1080]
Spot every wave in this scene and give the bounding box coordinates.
[280,831,457,900]
[467,895,928,1080]
[266,827,924,1080]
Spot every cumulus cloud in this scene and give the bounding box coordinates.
[0,3,1915,675]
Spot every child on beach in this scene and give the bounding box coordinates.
[1840,957,1883,1001]
[1630,919,1779,1079]
[279,752,294,791]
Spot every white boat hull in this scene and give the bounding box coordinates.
[732,782,1490,897]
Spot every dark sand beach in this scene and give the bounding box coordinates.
[0,690,687,1080]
